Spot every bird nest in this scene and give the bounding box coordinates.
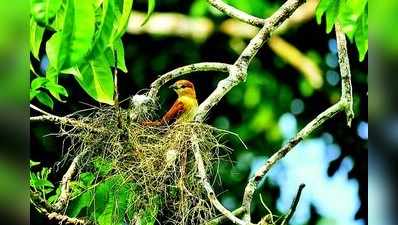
[56,101,237,225]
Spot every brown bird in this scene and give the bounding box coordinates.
[144,80,198,126]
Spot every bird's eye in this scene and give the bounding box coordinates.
[180,85,187,88]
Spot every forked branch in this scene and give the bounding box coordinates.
[240,23,354,222]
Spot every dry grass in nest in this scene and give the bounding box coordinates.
[55,103,238,225]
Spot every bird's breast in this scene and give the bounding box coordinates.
[177,96,198,122]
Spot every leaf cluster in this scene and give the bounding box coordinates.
[29,0,156,108]
[316,0,368,61]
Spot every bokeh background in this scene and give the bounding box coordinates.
[29,0,368,225]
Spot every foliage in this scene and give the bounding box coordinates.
[30,160,57,201]
[316,0,368,61]
[29,0,152,107]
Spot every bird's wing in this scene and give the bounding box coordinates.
[161,100,186,125]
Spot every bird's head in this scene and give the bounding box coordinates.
[169,80,196,98]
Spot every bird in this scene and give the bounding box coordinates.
[144,80,198,126]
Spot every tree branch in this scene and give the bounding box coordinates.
[31,190,90,225]
[240,23,355,222]
[148,62,231,99]
[207,0,265,27]
[52,150,88,211]
[30,105,104,132]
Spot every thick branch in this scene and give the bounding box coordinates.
[207,0,265,27]
[147,62,231,99]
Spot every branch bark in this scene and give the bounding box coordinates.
[147,62,231,99]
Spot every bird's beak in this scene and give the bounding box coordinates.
[169,83,177,89]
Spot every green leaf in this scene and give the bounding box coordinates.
[142,0,155,26]
[96,190,116,225]
[48,186,61,204]
[46,65,60,83]
[45,82,69,101]
[114,38,128,73]
[91,0,133,57]
[46,0,96,71]
[316,0,333,24]
[91,0,119,55]
[31,77,47,90]
[93,158,113,176]
[325,0,342,33]
[67,191,93,217]
[105,39,128,73]
[79,172,95,186]
[354,5,368,61]
[114,0,134,40]
[31,0,62,26]
[30,89,40,101]
[72,55,115,105]
[30,19,45,60]
[93,176,122,217]
[46,32,64,71]
[338,0,367,40]
[36,92,54,109]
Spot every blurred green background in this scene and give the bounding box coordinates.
[29,0,367,225]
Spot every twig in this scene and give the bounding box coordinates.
[52,150,88,211]
[281,184,305,225]
[207,0,265,27]
[30,105,104,132]
[205,207,245,225]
